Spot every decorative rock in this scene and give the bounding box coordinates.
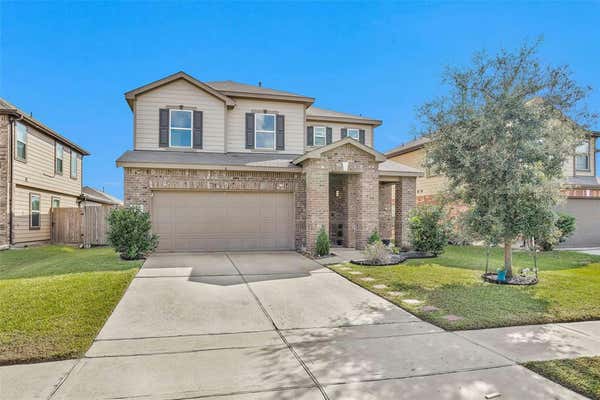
[360,277,376,282]
[421,305,440,312]
[442,314,464,321]
[387,291,404,297]
[373,284,388,289]
[349,271,363,275]
[402,299,422,305]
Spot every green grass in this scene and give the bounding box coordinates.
[332,246,600,330]
[0,245,142,279]
[0,246,142,364]
[525,357,600,400]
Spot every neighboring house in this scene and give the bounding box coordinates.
[0,98,90,249]
[116,71,421,253]
[386,132,600,248]
[81,186,123,207]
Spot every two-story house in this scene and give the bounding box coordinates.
[0,98,89,249]
[386,132,600,248]
[116,72,422,253]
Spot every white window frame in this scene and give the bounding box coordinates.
[575,140,590,171]
[255,113,276,150]
[313,126,326,146]
[169,109,193,148]
[16,122,27,161]
[70,151,78,179]
[347,128,359,140]
[55,143,64,175]
[52,197,61,208]
[30,193,41,229]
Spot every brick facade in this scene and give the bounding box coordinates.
[395,177,417,248]
[379,183,394,241]
[329,174,348,246]
[124,168,307,249]
[0,115,9,248]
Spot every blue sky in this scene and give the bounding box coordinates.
[1,1,598,198]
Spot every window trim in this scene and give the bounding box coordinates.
[15,121,27,162]
[51,197,61,209]
[254,113,276,150]
[575,140,591,172]
[313,126,326,146]
[347,128,360,140]
[70,151,78,179]
[30,193,41,230]
[55,142,64,175]
[168,109,193,148]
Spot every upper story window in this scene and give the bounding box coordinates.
[170,110,193,147]
[71,151,78,179]
[347,128,360,140]
[575,140,590,171]
[55,143,64,175]
[255,114,276,150]
[313,126,326,146]
[16,122,27,160]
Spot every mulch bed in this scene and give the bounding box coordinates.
[350,251,435,266]
[482,272,538,286]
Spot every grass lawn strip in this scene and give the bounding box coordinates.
[332,246,600,330]
[0,246,141,365]
[525,357,600,400]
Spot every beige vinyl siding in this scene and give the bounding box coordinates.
[305,120,374,150]
[391,148,448,198]
[226,98,305,154]
[12,186,78,244]
[134,78,226,152]
[562,136,596,178]
[12,123,82,197]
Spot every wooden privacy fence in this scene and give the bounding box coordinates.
[52,206,118,246]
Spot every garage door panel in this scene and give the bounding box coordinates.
[152,191,294,252]
[558,199,600,248]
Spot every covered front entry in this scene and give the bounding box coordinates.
[152,191,295,252]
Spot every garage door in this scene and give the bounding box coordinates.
[152,191,295,252]
[558,198,600,248]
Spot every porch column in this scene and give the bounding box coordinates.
[304,162,329,254]
[379,183,394,242]
[354,166,379,249]
[394,177,417,248]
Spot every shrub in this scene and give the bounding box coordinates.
[408,205,449,255]
[538,213,576,251]
[367,229,381,245]
[107,206,159,260]
[364,241,391,264]
[315,226,330,257]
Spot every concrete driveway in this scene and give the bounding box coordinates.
[40,252,586,399]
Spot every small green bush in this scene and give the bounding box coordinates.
[367,229,381,245]
[315,226,330,257]
[107,206,159,260]
[538,213,576,251]
[408,205,449,255]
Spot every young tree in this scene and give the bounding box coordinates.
[420,39,593,278]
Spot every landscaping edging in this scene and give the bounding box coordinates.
[482,272,538,286]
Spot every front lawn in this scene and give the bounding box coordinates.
[0,246,141,365]
[332,246,600,330]
[525,357,600,400]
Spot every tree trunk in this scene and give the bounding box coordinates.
[504,239,513,278]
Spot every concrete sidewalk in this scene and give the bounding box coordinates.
[1,251,596,399]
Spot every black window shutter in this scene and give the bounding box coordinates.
[276,114,285,150]
[359,129,366,144]
[193,111,203,149]
[159,109,169,147]
[245,113,255,149]
[307,126,314,146]
[341,128,347,139]
[326,127,332,145]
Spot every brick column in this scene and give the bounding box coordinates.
[304,161,329,254]
[354,167,379,249]
[379,183,394,242]
[395,177,417,248]
[0,115,10,248]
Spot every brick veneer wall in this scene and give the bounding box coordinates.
[395,177,417,248]
[379,183,394,241]
[124,168,307,249]
[303,143,379,251]
[0,116,9,248]
[329,174,348,246]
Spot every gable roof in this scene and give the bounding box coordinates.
[206,80,315,105]
[292,136,387,165]
[0,98,90,155]
[82,186,123,206]
[385,136,431,157]
[306,106,382,127]
[124,71,236,110]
